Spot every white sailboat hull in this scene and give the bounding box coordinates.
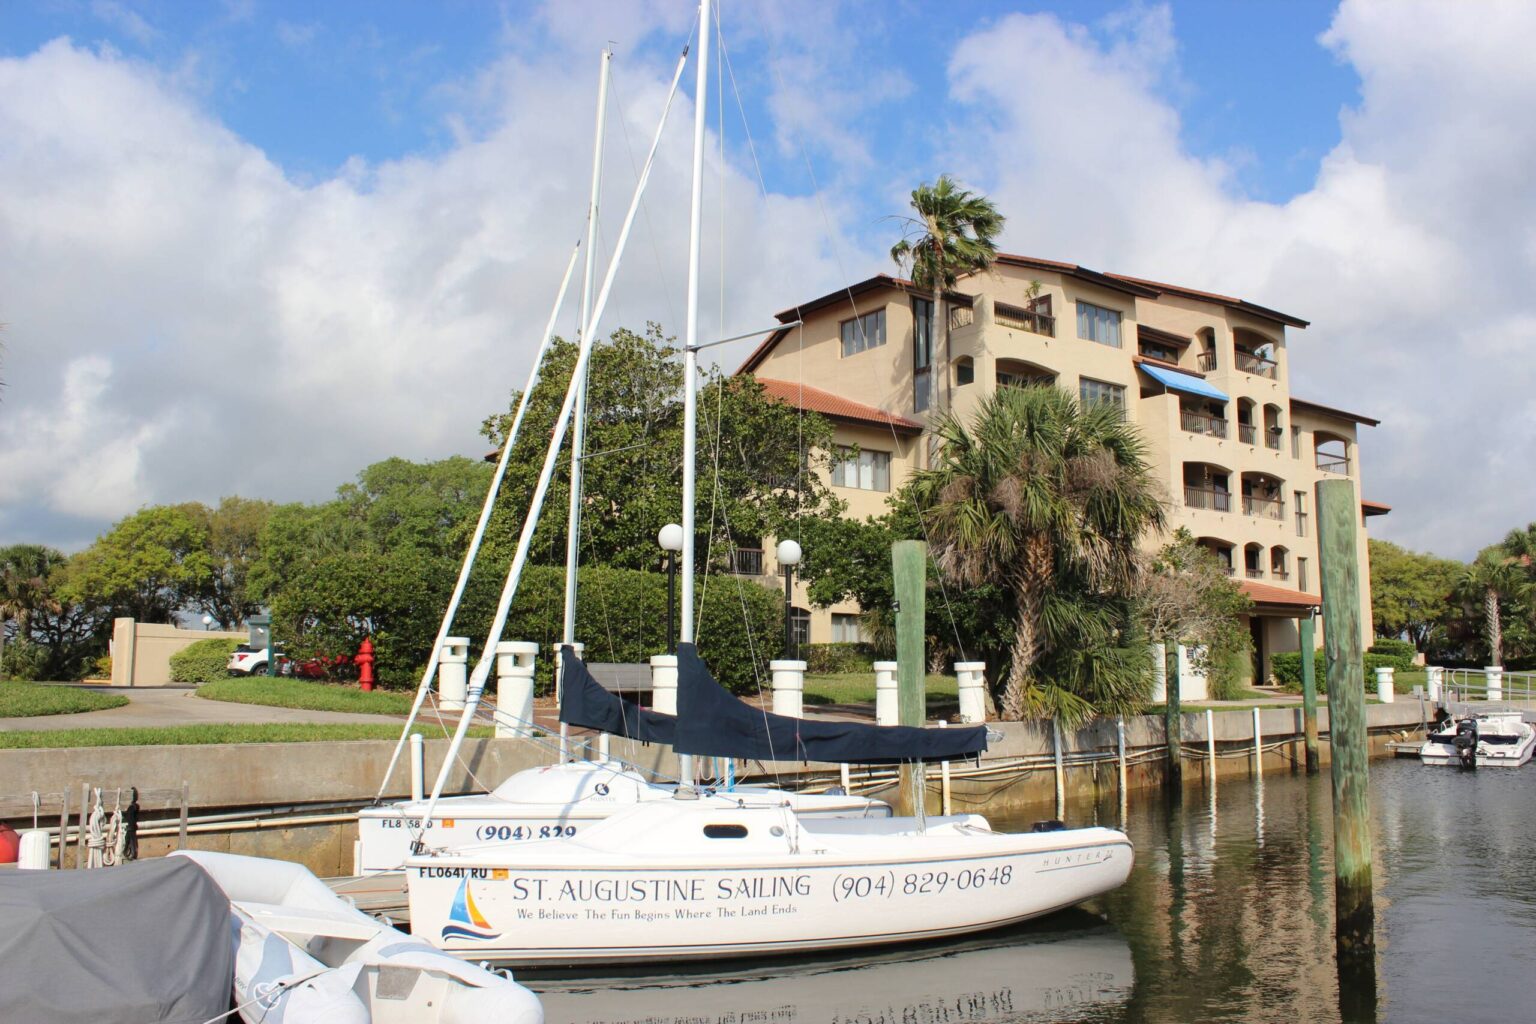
[359,762,889,874]
[405,802,1131,966]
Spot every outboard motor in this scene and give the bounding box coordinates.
[1453,718,1479,769]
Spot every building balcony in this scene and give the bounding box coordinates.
[1270,569,1290,581]
[1196,351,1218,372]
[1245,568,1265,580]
[1264,430,1282,450]
[1235,351,1278,379]
[731,548,764,576]
[1243,495,1285,521]
[992,301,1055,337]
[1238,423,1257,445]
[1181,411,1228,438]
[1316,453,1350,475]
[1184,486,1232,513]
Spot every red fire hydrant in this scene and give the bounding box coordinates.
[355,637,376,692]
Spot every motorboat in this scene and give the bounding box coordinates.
[357,764,888,874]
[406,798,1132,966]
[175,850,543,1024]
[1419,711,1535,768]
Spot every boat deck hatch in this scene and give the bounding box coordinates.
[704,824,750,839]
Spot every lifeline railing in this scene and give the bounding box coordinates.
[1432,666,1536,705]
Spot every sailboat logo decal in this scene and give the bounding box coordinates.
[441,878,501,942]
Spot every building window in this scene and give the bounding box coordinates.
[790,607,811,646]
[1079,377,1126,416]
[731,547,764,576]
[1290,425,1301,459]
[832,447,891,492]
[1076,301,1122,348]
[1294,491,1308,536]
[1298,557,1309,593]
[954,357,975,386]
[840,309,886,358]
[831,613,863,644]
[912,298,933,412]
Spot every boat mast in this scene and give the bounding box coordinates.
[678,0,711,789]
[561,47,613,762]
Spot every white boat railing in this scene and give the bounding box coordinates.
[1431,666,1536,705]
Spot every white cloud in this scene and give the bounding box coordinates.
[942,0,1536,559]
[91,1,157,47]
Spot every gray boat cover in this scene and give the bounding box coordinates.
[0,856,234,1023]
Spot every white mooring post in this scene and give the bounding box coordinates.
[494,642,539,738]
[437,637,470,711]
[874,661,899,726]
[954,662,987,723]
[1426,666,1442,703]
[938,720,953,816]
[1485,665,1503,701]
[1115,716,1128,824]
[409,732,425,802]
[1375,665,1395,704]
[770,660,807,718]
[1052,719,1066,819]
[17,830,51,870]
[1251,706,1263,772]
[1206,708,1217,785]
[650,654,679,714]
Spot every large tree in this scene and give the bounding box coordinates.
[191,497,275,628]
[1368,538,1462,650]
[911,384,1166,722]
[1455,546,1528,667]
[1136,530,1253,700]
[60,504,215,623]
[0,545,109,681]
[890,176,1005,417]
[1,545,62,677]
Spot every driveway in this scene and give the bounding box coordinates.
[0,686,403,732]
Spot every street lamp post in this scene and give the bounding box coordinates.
[658,523,684,654]
[776,539,802,659]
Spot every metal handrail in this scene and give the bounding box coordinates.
[994,301,1054,336]
[1238,423,1257,445]
[1437,667,1536,705]
[1235,351,1277,378]
[1181,411,1228,438]
[1184,486,1232,512]
[1316,453,1350,475]
[1243,494,1285,520]
[1196,351,1217,372]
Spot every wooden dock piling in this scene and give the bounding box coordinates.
[1300,611,1320,774]
[1316,478,1376,999]
[1164,641,1182,794]
[893,540,927,816]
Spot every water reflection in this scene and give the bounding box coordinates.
[533,918,1134,1024]
[530,759,1536,1024]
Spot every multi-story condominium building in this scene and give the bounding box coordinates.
[738,254,1383,685]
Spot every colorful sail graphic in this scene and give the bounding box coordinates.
[441,877,501,941]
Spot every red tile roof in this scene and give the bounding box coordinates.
[754,377,924,434]
[1240,580,1321,609]
[1362,500,1392,517]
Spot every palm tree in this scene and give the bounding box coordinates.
[0,545,62,679]
[890,177,1004,418]
[912,385,1166,722]
[1456,548,1528,667]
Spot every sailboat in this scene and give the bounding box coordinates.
[403,0,1134,965]
[358,43,883,878]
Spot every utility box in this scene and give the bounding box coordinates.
[247,615,271,652]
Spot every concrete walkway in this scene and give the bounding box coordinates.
[0,686,403,732]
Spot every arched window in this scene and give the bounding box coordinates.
[1183,462,1232,512]
[1270,545,1290,581]
[1233,328,1278,379]
[1196,537,1235,575]
[1244,543,1265,579]
[954,356,975,386]
[1263,404,1284,451]
[1315,432,1350,475]
[1240,472,1285,520]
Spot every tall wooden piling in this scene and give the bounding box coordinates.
[1164,640,1182,794]
[1300,611,1320,774]
[893,540,927,816]
[1316,478,1376,1005]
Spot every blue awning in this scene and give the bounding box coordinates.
[1140,363,1229,402]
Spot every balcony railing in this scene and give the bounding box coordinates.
[1196,350,1218,372]
[1243,495,1286,520]
[1264,430,1282,451]
[1220,563,1236,577]
[1181,411,1228,438]
[1235,350,1278,379]
[1246,568,1265,580]
[1316,453,1351,475]
[1270,569,1290,581]
[1184,486,1232,512]
[948,306,974,330]
[993,301,1055,337]
[1238,423,1257,445]
[731,548,764,576]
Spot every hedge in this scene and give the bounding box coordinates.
[803,643,876,675]
[1273,649,1409,695]
[169,638,244,684]
[1368,639,1417,667]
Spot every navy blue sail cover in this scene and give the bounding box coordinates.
[673,643,988,764]
[557,645,677,744]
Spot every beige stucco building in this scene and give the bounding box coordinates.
[738,254,1383,684]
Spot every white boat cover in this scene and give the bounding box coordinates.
[0,856,234,1023]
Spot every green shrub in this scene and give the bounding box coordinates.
[1368,638,1416,662]
[89,655,112,679]
[169,638,243,684]
[1275,648,1409,694]
[803,643,875,674]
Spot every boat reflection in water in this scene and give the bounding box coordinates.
[531,915,1132,1024]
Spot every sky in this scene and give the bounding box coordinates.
[0,0,1531,561]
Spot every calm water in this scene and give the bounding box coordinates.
[528,759,1536,1024]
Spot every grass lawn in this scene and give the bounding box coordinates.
[0,682,130,718]
[804,673,957,713]
[197,676,415,716]
[0,722,494,749]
